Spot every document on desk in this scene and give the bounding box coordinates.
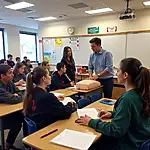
[61,97,76,105]
[51,129,97,150]
[77,108,98,119]
[53,93,65,97]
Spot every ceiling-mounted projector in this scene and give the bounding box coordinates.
[119,0,136,20]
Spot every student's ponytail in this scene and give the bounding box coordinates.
[23,72,34,115]
[23,67,47,115]
[135,66,150,117]
[120,58,150,118]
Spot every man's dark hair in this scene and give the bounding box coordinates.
[56,62,65,71]
[89,37,101,45]
[7,54,13,58]
[0,65,11,79]
[24,56,27,59]
[16,57,20,61]
[0,59,6,64]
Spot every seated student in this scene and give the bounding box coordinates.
[7,54,15,68]
[24,59,31,75]
[22,56,33,68]
[0,59,7,65]
[13,62,26,86]
[23,67,76,130]
[41,61,52,76]
[0,64,23,150]
[76,58,150,150]
[50,62,74,91]
[15,57,21,63]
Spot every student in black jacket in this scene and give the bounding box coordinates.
[23,67,76,130]
[7,54,15,68]
[0,64,23,150]
[50,62,74,91]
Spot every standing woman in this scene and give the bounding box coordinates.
[61,46,76,82]
[13,62,26,86]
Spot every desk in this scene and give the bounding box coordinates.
[77,73,89,81]
[51,89,78,97]
[23,99,113,150]
[17,86,26,91]
[0,102,23,150]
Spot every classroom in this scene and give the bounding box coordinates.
[0,0,150,150]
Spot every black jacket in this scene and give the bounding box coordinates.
[27,87,74,130]
[61,58,76,81]
[0,80,22,104]
[7,60,15,68]
[50,71,71,91]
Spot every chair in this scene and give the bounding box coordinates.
[140,139,150,150]
[24,117,37,150]
[78,98,91,109]
[90,93,102,102]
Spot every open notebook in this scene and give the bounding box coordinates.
[51,129,97,150]
[77,108,98,119]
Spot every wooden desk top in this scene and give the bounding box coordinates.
[23,99,113,150]
[0,102,23,117]
[51,89,78,97]
[17,86,26,91]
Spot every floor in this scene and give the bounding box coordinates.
[0,129,25,150]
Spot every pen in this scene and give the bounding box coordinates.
[40,129,58,138]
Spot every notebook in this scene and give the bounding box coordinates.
[51,129,97,150]
[77,108,98,119]
[61,97,76,105]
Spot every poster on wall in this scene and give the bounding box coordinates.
[55,38,63,47]
[107,26,117,32]
[69,37,80,51]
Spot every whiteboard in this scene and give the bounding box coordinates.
[126,33,150,68]
[43,34,126,67]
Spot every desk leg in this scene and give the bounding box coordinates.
[0,118,5,150]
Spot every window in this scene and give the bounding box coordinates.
[19,31,37,62]
[0,28,5,59]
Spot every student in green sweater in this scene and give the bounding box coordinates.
[76,58,150,150]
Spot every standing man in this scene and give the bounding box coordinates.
[88,37,114,98]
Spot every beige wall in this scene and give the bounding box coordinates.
[0,23,38,61]
[39,9,150,38]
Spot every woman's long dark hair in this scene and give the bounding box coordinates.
[120,58,150,117]
[62,46,74,64]
[13,62,24,77]
[23,67,47,115]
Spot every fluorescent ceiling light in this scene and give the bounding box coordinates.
[5,1,34,10]
[143,1,150,6]
[85,8,113,14]
[35,17,57,21]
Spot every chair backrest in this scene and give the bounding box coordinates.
[78,98,91,109]
[140,139,150,150]
[24,117,37,135]
[90,93,102,102]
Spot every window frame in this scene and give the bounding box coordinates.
[19,31,38,62]
[0,28,6,59]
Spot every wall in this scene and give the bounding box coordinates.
[39,9,150,38]
[38,9,150,62]
[0,23,38,61]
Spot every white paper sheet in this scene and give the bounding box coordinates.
[77,108,98,119]
[60,97,76,105]
[51,129,97,150]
